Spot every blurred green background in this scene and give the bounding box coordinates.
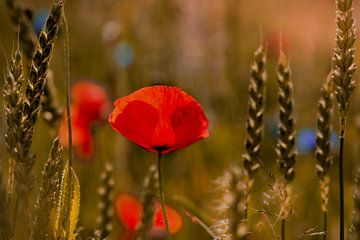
[1,0,360,239]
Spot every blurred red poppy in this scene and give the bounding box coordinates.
[115,194,183,239]
[58,79,111,160]
[109,85,209,153]
[71,80,111,123]
[58,106,93,160]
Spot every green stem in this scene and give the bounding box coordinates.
[339,123,345,240]
[157,152,171,240]
[281,218,285,240]
[324,211,327,240]
[62,14,72,166]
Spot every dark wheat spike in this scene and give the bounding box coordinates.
[95,162,114,240]
[14,0,64,196]
[137,165,159,240]
[5,0,37,60]
[24,0,64,129]
[332,0,357,118]
[349,167,360,240]
[276,51,297,183]
[243,44,267,175]
[31,138,63,240]
[315,74,334,213]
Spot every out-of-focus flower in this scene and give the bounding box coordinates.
[71,79,111,124]
[58,106,93,160]
[58,79,111,161]
[33,9,50,35]
[102,20,122,44]
[109,85,209,153]
[114,41,135,68]
[297,128,338,155]
[115,194,182,239]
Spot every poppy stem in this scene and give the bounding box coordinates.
[63,13,73,166]
[157,152,172,240]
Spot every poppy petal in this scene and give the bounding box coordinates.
[171,101,209,150]
[58,106,94,160]
[153,203,183,234]
[115,194,142,231]
[109,85,209,153]
[109,100,159,151]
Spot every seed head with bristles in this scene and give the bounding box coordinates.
[332,0,357,118]
[243,44,267,175]
[276,51,297,183]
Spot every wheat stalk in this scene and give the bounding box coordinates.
[31,138,63,240]
[332,0,357,238]
[276,50,296,240]
[243,44,267,175]
[95,162,114,239]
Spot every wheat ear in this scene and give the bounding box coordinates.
[332,0,357,239]
[243,44,267,175]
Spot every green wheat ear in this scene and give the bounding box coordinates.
[31,138,63,240]
[95,162,114,239]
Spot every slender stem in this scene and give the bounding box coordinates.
[62,14,73,166]
[339,124,345,240]
[281,218,285,240]
[157,152,171,240]
[324,211,327,240]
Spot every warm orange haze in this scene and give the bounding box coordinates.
[0,0,360,239]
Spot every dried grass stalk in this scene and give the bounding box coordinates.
[276,51,296,183]
[243,44,267,175]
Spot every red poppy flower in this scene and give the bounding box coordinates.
[115,194,183,239]
[109,85,209,153]
[58,106,93,160]
[71,80,111,123]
